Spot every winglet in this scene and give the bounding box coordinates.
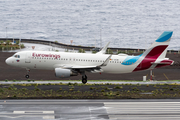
[100,54,112,66]
[96,42,110,54]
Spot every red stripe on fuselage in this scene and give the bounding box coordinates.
[133,45,168,71]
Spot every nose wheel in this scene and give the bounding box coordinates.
[25,75,29,78]
[82,75,87,84]
[25,69,30,79]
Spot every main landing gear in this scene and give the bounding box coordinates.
[82,75,87,84]
[25,69,30,79]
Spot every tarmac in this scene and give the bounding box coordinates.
[0,99,180,120]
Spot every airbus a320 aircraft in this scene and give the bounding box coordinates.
[6,31,174,84]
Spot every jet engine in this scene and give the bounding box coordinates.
[55,68,78,78]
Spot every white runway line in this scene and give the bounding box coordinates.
[43,116,55,119]
[43,111,54,114]
[104,102,180,120]
[13,111,54,114]
[13,111,25,114]
[5,111,56,119]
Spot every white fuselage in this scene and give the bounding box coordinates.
[6,51,141,74]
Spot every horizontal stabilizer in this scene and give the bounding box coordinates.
[151,62,171,65]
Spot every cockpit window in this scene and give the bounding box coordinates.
[14,55,20,58]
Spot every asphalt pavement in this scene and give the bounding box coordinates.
[0,99,180,120]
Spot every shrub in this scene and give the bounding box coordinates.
[0,88,4,93]
[21,44,25,48]
[0,40,4,45]
[170,88,174,91]
[68,82,72,85]
[101,89,105,92]
[114,86,123,89]
[35,88,40,91]
[78,48,85,53]
[6,40,11,45]
[34,86,40,91]
[8,87,12,90]
[22,88,28,91]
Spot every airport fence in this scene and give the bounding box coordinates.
[0,38,178,54]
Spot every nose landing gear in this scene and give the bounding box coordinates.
[25,75,29,79]
[25,69,30,79]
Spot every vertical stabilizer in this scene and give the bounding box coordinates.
[133,31,173,71]
[142,31,173,59]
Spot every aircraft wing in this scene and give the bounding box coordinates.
[57,65,99,69]
[54,54,112,73]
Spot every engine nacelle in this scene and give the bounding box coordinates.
[55,68,78,78]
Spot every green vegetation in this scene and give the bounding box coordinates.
[0,40,25,50]
[78,48,85,53]
[0,82,180,99]
[92,51,97,54]
[106,49,113,54]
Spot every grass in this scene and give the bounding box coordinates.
[0,83,180,99]
[4,79,180,82]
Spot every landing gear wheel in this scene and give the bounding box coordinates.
[82,75,87,84]
[82,79,87,84]
[25,69,30,79]
[25,75,29,79]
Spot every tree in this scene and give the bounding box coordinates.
[0,40,4,45]
[6,40,11,45]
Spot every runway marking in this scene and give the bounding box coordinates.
[104,102,180,120]
[0,111,55,119]
[43,111,54,114]
[13,111,25,114]
[43,116,55,119]
[0,115,55,119]
[89,106,109,120]
[104,102,180,104]
[13,111,54,114]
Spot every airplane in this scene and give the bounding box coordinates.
[5,31,174,84]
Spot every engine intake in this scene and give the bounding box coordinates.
[55,68,78,78]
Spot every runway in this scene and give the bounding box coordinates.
[0,100,180,120]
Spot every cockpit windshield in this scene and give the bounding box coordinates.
[14,55,20,58]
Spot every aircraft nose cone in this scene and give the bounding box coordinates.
[5,57,11,65]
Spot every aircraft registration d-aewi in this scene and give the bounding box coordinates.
[6,31,174,84]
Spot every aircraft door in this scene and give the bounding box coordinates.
[25,53,31,63]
